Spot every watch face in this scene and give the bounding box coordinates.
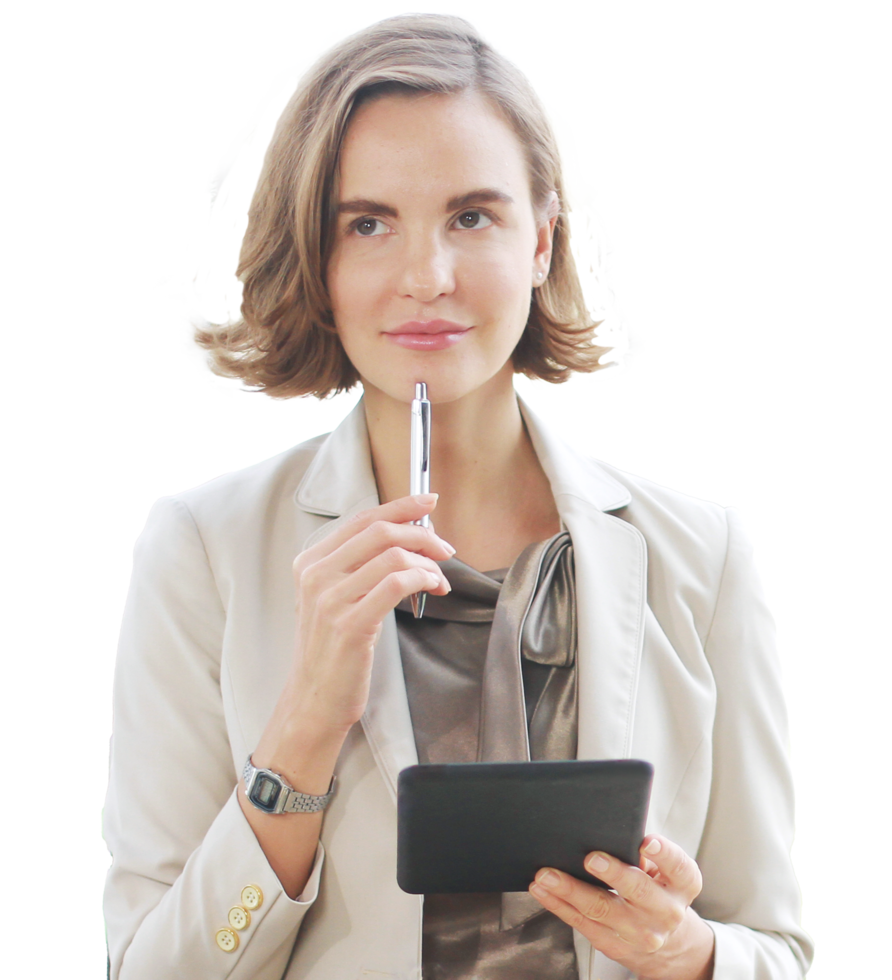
[249,773,281,812]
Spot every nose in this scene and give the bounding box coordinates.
[397,234,455,303]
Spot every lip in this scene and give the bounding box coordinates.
[388,319,469,336]
[383,319,472,351]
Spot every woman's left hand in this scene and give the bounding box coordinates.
[528,835,715,980]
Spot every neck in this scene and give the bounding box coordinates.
[363,367,560,570]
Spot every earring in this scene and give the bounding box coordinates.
[536,272,544,279]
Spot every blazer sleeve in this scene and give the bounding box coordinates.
[693,507,814,979]
[103,496,322,980]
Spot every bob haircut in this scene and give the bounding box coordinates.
[196,13,609,398]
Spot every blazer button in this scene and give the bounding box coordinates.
[228,906,251,931]
[240,884,264,910]
[215,927,239,953]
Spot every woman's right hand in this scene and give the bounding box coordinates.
[287,493,453,736]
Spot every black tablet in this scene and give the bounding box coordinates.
[397,758,653,894]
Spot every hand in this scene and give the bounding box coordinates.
[528,835,715,980]
[288,493,453,735]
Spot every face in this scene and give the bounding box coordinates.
[326,90,555,406]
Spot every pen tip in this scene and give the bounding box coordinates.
[411,593,427,619]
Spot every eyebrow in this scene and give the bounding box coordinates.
[336,188,514,218]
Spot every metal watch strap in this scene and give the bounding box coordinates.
[243,756,336,814]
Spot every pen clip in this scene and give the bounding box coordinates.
[410,383,431,504]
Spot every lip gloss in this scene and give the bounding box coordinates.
[410,382,431,618]
[387,330,469,350]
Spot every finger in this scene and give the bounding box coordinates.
[297,494,443,568]
[636,836,702,902]
[530,869,662,959]
[311,495,443,561]
[333,546,451,604]
[354,521,455,568]
[582,853,680,931]
[350,493,441,532]
[640,856,659,876]
[299,523,452,608]
[528,882,646,958]
[293,508,455,589]
[353,566,447,624]
[530,870,667,955]
[530,869,618,926]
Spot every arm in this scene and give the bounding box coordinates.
[527,508,813,979]
[104,493,453,979]
[103,497,321,980]
[693,507,813,979]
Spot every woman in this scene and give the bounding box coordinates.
[103,14,812,980]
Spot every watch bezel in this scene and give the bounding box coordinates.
[246,766,286,814]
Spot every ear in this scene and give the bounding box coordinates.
[533,191,560,287]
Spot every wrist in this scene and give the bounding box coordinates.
[684,911,715,980]
[253,698,351,797]
[638,909,715,980]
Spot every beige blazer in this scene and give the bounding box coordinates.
[103,398,812,980]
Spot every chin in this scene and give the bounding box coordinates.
[362,359,516,408]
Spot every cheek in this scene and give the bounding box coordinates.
[328,253,383,334]
[461,228,535,290]
[458,250,533,330]
[327,253,356,317]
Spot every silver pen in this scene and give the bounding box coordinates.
[410,382,431,619]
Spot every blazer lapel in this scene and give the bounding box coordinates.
[520,401,647,762]
[561,498,647,760]
[521,401,647,980]
[296,400,418,803]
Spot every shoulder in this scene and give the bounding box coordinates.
[136,432,332,565]
[522,399,731,562]
[592,460,738,625]
[176,431,329,512]
[596,459,730,551]
[597,462,773,655]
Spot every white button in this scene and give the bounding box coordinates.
[240,884,264,910]
[215,927,239,953]
[228,905,251,931]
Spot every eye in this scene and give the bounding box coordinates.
[352,217,389,237]
[454,210,493,230]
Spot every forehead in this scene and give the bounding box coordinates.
[337,90,532,204]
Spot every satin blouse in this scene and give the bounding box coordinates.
[395,532,579,979]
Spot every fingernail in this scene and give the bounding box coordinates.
[443,542,456,555]
[643,838,661,856]
[537,869,560,888]
[587,854,610,874]
[415,493,438,503]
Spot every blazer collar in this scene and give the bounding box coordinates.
[518,399,630,514]
[295,399,379,518]
[293,394,645,797]
[518,401,645,761]
[294,394,631,519]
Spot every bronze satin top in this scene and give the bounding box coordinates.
[395,532,579,980]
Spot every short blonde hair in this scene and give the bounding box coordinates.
[196,14,609,397]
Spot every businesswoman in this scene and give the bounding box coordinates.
[103,14,812,980]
